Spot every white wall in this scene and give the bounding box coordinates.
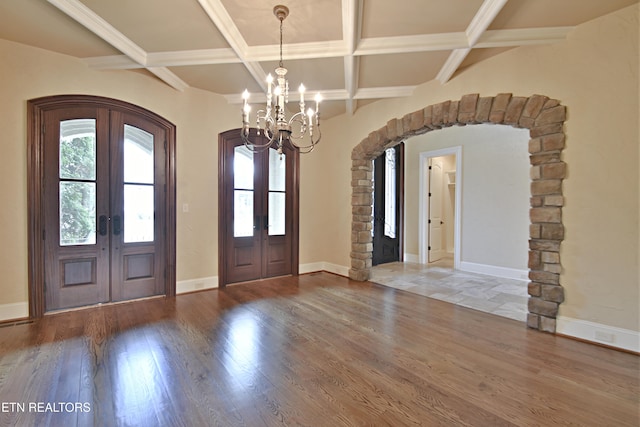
[404,125,530,273]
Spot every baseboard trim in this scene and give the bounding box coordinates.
[404,253,419,263]
[459,261,529,281]
[176,276,219,294]
[556,316,639,353]
[300,262,349,277]
[0,302,29,323]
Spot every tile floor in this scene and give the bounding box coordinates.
[370,257,529,322]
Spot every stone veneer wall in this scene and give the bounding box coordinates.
[349,93,567,333]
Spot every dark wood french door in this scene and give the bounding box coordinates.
[218,129,299,285]
[28,96,176,315]
[372,143,404,266]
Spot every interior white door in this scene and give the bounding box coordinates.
[429,158,445,262]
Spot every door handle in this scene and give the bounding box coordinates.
[113,215,121,235]
[99,215,108,236]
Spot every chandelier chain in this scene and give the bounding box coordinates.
[279,17,284,68]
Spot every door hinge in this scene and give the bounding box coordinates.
[428,246,431,251]
[428,192,432,197]
[428,219,431,224]
[428,165,432,170]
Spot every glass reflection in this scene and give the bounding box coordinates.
[124,125,154,184]
[124,185,154,243]
[113,330,166,425]
[220,311,261,396]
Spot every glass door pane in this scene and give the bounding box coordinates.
[268,148,286,235]
[384,148,396,238]
[123,124,155,243]
[234,145,254,237]
[59,119,97,246]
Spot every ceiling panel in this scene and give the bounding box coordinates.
[260,57,345,92]
[221,0,343,46]
[359,51,452,88]
[170,63,263,94]
[489,0,640,29]
[79,0,230,51]
[361,0,485,38]
[0,0,119,57]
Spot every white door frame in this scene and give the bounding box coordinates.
[418,146,462,267]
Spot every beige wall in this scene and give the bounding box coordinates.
[0,4,637,335]
[404,125,529,271]
[313,5,639,331]
[0,38,238,307]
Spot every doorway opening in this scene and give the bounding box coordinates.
[419,148,461,267]
[372,143,404,266]
[350,94,567,332]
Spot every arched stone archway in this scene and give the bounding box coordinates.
[349,93,566,333]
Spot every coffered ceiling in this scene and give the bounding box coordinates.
[0,0,637,118]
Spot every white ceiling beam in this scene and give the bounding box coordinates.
[47,0,147,65]
[465,0,509,46]
[436,0,508,84]
[476,27,573,48]
[197,0,267,91]
[83,26,573,69]
[245,41,349,62]
[47,0,188,91]
[342,0,361,115]
[356,33,468,56]
[436,48,471,84]
[147,67,189,92]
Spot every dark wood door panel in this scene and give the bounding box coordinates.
[28,95,176,316]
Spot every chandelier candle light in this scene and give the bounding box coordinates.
[241,5,321,154]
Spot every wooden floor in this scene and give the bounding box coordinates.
[0,273,637,426]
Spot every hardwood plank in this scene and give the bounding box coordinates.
[0,272,637,426]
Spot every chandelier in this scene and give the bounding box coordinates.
[241,5,321,154]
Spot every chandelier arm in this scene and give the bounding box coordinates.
[239,5,320,155]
